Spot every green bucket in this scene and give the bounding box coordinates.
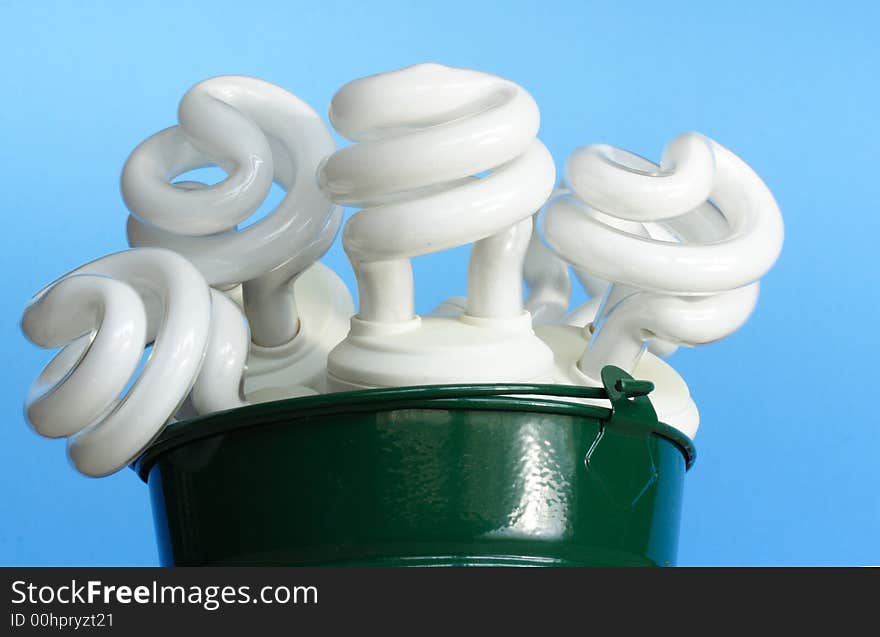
[134,366,695,566]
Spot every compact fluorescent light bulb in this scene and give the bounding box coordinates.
[538,132,784,437]
[318,63,557,389]
[121,75,353,401]
[21,249,215,476]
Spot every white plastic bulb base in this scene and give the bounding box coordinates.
[327,311,554,391]
[536,324,699,439]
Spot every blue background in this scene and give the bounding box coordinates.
[1,0,877,566]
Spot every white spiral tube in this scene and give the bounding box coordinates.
[562,200,688,358]
[21,248,212,477]
[523,213,572,326]
[434,211,572,323]
[122,75,342,348]
[319,63,556,324]
[542,132,784,380]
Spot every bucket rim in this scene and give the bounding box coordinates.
[133,383,696,481]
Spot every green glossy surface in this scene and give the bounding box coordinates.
[138,369,692,567]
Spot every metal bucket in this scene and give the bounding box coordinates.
[135,366,695,566]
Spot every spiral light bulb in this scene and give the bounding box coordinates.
[21,249,214,476]
[121,75,353,400]
[538,132,784,436]
[21,246,315,475]
[318,63,556,389]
